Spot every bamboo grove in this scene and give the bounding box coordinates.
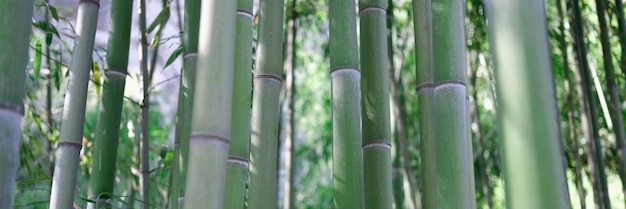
[6,0,626,208]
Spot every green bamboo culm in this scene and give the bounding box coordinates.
[412,0,435,207]
[0,0,34,208]
[594,0,626,202]
[49,0,100,208]
[182,0,236,207]
[430,0,473,207]
[358,0,392,208]
[223,0,254,207]
[329,0,365,207]
[171,0,201,207]
[86,0,133,207]
[247,0,285,207]
[484,0,569,208]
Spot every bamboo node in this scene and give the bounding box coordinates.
[0,102,24,115]
[189,132,230,145]
[78,0,100,8]
[359,6,386,15]
[362,141,392,150]
[227,156,250,168]
[58,141,83,151]
[105,70,128,78]
[237,10,254,20]
[330,68,360,77]
[183,52,198,59]
[254,74,283,83]
[416,83,434,93]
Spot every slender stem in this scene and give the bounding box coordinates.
[248,0,286,207]
[223,0,254,207]
[138,0,150,208]
[595,0,626,204]
[49,0,100,208]
[282,1,298,208]
[86,0,133,207]
[173,0,201,206]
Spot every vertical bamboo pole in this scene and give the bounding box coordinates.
[329,0,365,207]
[87,0,133,207]
[223,0,254,207]
[182,0,237,208]
[49,0,100,208]
[359,0,393,208]
[0,0,34,208]
[485,0,569,207]
[431,0,473,207]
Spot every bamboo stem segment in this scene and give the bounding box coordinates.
[0,1,33,207]
[182,0,237,207]
[223,0,253,207]
[248,0,285,207]
[359,0,393,208]
[49,1,100,208]
[87,0,133,207]
[485,0,569,207]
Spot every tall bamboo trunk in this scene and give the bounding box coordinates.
[0,0,34,208]
[596,0,626,203]
[49,0,100,208]
[568,0,608,208]
[182,0,237,207]
[556,0,586,206]
[87,0,133,207]
[485,0,568,207]
[430,0,474,207]
[328,0,365,207]
[359,0,393,208]
[223,0,254,207]
[247,0,285,207]
[412,0,436,207]
[282,1,298,208]
[170,0,201,207]
[138,0,151,207]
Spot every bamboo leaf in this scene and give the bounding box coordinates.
[47,3,59,21]
[46,33,53,46]
[34,40,42,83]
[32,21,60,38]
[164,45,183,69]
[147,7,170,34]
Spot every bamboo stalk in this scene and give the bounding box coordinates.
[87,0,133,207]
[182,0,237,207]
[223,0,254,207]
[247,0,286,207]
[595,0,626,203]
[359,0,393,208]
[412,0,435,207]
[0,0,34,208]
[171,0,201,207]
[430,0,473,207]
[138,0,151,207]
[49,0,100,208]
[484,0,568,207]
[329,0,365,207]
